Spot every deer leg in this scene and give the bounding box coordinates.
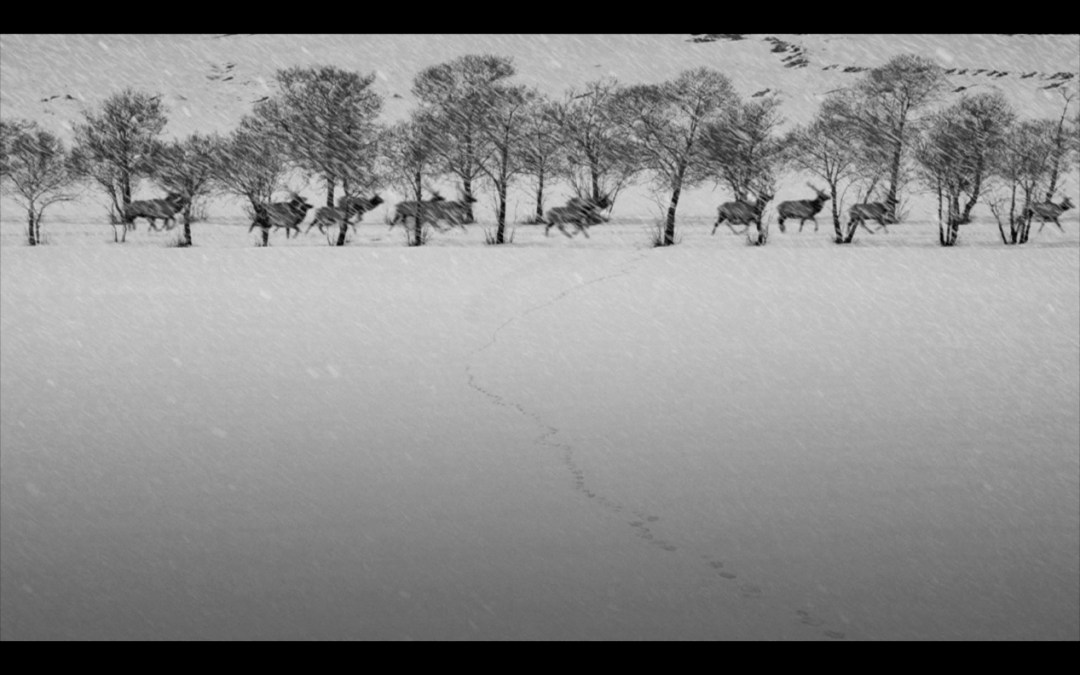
[1054,219,1065,232]
[726,222,744,236]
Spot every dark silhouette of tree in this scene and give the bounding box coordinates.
[256,65,383,246]
[915,91,1015,246]
[850,55,948,222]
[551,78,640,210]
[476,84,534,244]
[71,89,167,238]
[615,68,738,246]
[0,120,78,246]
[212,115,292,227]
[1042,88,1077,201]
[383,113,443,246]
[519,96,567,223]
[987,119,1059,244]
[384,112,441,203]
[152,133,222,247]
[705,95,786,201]
[413,54,516,224]
[783,93,864,243]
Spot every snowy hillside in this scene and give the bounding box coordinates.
[1,34,1077,222]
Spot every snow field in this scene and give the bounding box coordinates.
[1,220,1077,639]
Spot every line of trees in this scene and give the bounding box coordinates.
[2,54,1077,248]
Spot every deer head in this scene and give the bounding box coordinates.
[807,182,830,201]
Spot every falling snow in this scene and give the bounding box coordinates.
[0,34,1078,641]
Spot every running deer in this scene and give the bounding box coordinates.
[123,192,188,232]
[1026,196,1074,233]
[249,194,313,240]
[848,196,898,233]
[542,194,611,238]
[777,184,830,233]
[712,190,775,235]
[306,194,384,236]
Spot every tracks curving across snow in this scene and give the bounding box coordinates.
[463,248,848,640]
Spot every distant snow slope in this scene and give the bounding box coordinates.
[2,224,1077,639]
[2,34,1077,222]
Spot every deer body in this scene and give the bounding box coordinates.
[542,195,611,238]
[307,194,384,235]
[123,192,187,232]
[848,198,897,233]
[712,193,774,235]
[249,195,313,239]
[391,193,475,232]
[777,186,830,233]
[1026,197,1074,232]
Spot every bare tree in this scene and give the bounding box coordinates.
[413,54,516,224]
[1,118,34,180]
[476,84,534,244]
[987,119,1059,245]
[615,68,738,246]
[0,120,79,245]
[1043,88,1078,201]
[213,115,292,230]
[552,78,640,211]
[384,113,441,204]
[520,96,567,223]
[915,91,1015,246]
[70,89,168,236]
[850,55,949,222]
[151,133,222,247]
[705,95,786,201]
[783,94,864,243]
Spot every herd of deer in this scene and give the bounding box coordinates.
[712,185,1074,236]
[119,186,1075,240]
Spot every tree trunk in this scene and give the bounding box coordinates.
[948,195,961,246]
[885,120,904,222]
[961,154,984,224]
[830,184,843,243]
[27,212,36,246]
[463,133,476,223]
[1008,185,1019,244]
[181,205,192,247]
[664,183,682,246]
[591,165,601,203]
[462,174,475,224]
[1046,105,1069,201]
[496,182,507,244]
[535,170,545,221]
[121,172,133,232]
[336,220,348,246]
[261,226,269,247]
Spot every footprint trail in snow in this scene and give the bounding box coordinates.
[463,249,848,640]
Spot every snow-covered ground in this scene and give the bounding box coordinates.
[1,218,1078,640]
